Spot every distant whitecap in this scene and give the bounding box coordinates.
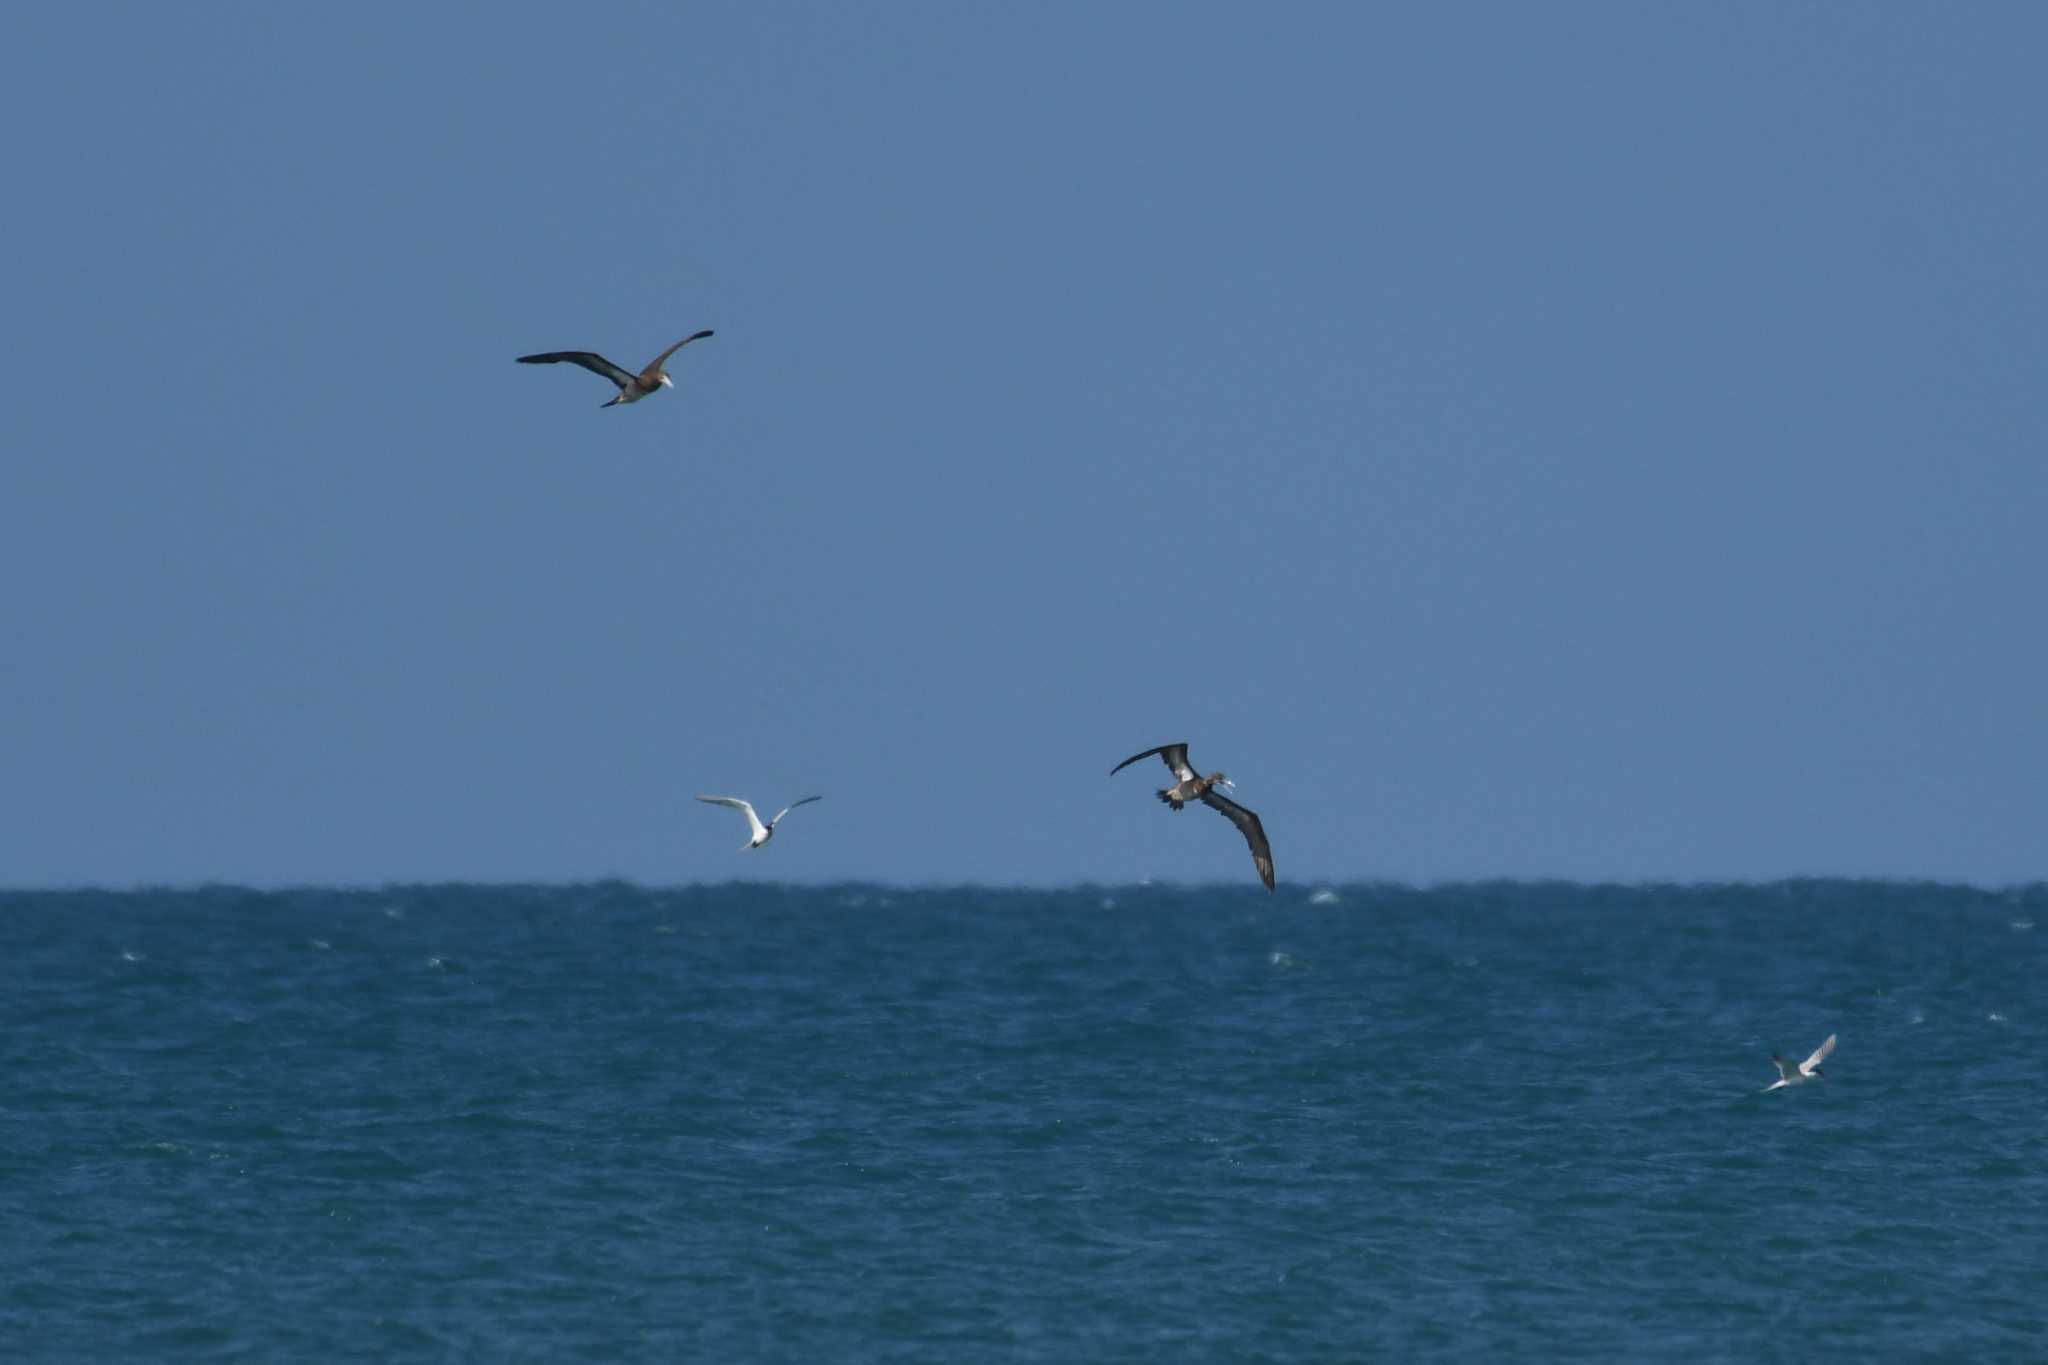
[1988,1011,2007,1023]
[1308,888,1340,906]
[2010,918,2034,932]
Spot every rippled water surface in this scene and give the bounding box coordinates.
[3,881,2043,1360]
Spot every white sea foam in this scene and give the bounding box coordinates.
[1308,888,1340,905]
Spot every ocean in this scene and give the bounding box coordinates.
[2,881,2042,1361]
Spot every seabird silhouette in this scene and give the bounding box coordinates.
[1111,742,1275,891]
[517,330,713,407]
[1763,1033,1836,1092]
[696,794,822,850]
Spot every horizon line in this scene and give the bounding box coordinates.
[3,874,2045,897]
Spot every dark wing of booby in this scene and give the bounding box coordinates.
[1110,743,1195,782]
[1199,788,1275,891]
[516,351,637,391]
[637,330,715,382]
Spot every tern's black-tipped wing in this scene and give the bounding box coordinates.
[771,795,824,825]
[1110,742,1194,782]
[516,351,637,390]
[1199,788,1275,891]
[1802,1034,1837,1074]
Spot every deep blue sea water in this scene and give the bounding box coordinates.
[2,881,2043,1361]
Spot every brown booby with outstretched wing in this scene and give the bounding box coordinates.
[517,330,713,407]
[1111,742,1275,891]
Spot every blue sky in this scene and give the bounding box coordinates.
[3,5,2044,886]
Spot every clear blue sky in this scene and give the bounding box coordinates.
[3,5,2044,887]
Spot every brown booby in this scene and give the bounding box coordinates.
[517,330,713,407]
[1111,742,1275,891]
[696,794,822,850]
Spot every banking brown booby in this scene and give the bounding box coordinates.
[1110,742,1275,891]
[517,330,713,407]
